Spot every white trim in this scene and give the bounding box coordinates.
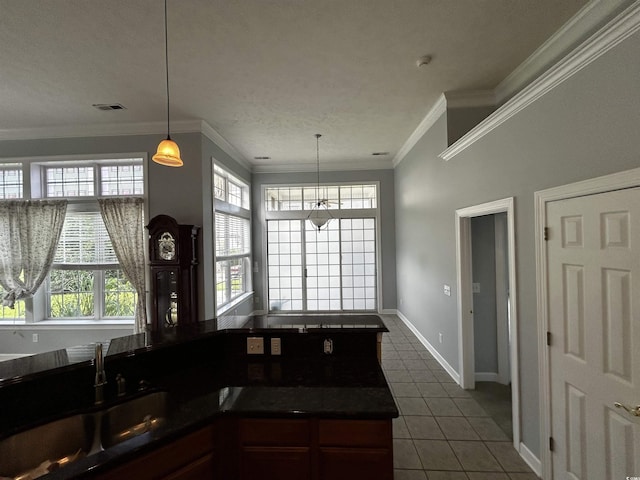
[0,323,134,330]
[444,90,496,109]
[494,214,511,386]
[200,121,252,171]
[379,308,397,315]
[495,0,634,103]
[392,94,447,167]
[534,166,640,480]
[519,441,543,477]
[474,372,499,382]
[0,119,202,141]
[455,197,521,451]
[0,119,254,173]
[396,310,460,383]
[253,158,393,174]
[440,0,640,161]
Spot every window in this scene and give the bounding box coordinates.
[265,184,377,211]
[0,163,23,199]
[0,157,145,323]
[264,183,379,313]
[214,165,251,313]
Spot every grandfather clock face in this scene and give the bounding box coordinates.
[158,232,176,261]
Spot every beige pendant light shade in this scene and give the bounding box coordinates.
[153,137,183,167]
[153,0,183,167]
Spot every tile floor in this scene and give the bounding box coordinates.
[379,314,539,480]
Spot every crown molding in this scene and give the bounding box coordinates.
[496,0,635,104]
[0,119,205,141]
[253,158,393,174]
[199,120,252,171]
[392,94,447,167]
[0,118,253,171]
[439,0,640,162]
[444,90,496,109]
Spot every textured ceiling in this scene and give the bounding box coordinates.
[0,0,590,169]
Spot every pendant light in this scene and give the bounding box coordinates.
[153,0,183,167]
[307,134,333,231]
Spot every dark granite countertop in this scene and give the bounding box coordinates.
[0,314,388,384]
[0,316,397,479]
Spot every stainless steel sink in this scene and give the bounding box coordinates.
[0,413,95,479]
[100,391,168,448]
[0,391,169,478]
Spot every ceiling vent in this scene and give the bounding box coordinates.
[92,103,127,111]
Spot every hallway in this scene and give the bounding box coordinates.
[380,314,538,480]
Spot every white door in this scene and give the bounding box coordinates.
[547,187,640,479]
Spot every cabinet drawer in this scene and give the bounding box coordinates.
[240,418,310,446]
[319,447,392,480]
[241,447,310,480]
[319,419,391,447]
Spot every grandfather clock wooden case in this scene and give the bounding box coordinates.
[147,215,200,330]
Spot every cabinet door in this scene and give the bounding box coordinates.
[163,453,214,480]
[319,447,392,480]
[241,447,310,480]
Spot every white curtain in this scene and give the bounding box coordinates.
[98,197,147,332]
[0,200,67,308]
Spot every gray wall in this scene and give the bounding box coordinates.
[395,30,640,456]
[0,131,250,353]
[471,215,498,374]
[251,168,397,312]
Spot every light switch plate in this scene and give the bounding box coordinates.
[247,337,264,355]
[443,284,451,296]
[271,337,281,355]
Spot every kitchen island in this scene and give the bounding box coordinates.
[0,315,397,479]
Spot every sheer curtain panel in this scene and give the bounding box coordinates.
[0,200,67,308]
[98,197,147,332]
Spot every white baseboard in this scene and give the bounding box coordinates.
[519,441,542,478]
[475,372,499,382]
[379,309,398,315]
[0,354,29,362]
[396,310,460,384]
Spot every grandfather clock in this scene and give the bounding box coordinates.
[147,215,200,330]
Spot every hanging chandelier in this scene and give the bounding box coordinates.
[307,134,333,231]
[153,0,183,167]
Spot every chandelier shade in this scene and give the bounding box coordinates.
[306,134,332,231]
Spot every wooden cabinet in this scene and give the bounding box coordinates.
[237,418,392,480]
[239,419,311,480]
[94,417,392,480]
[95,426,215,480]
[318,420,393,480]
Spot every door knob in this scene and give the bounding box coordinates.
[614,402,640,416]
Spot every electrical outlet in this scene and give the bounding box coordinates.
[254,296,260,305]
[443,284,451,296]
[247,337,264,354]
[271,337,281,355]
[32,333,39,343]
[472,282,481,293]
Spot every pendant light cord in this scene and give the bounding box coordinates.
[164,0,171,140]
[315,133,321,206]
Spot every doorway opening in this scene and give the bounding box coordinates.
[455,197,520,450]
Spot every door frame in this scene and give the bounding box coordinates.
[535,166,640,480]
[455,197,520,449]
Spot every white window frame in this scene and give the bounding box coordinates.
[213,164,252,315]
[0,153,149,326]
[261,181,382,314]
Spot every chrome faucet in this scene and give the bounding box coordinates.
[94,343,107,405]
